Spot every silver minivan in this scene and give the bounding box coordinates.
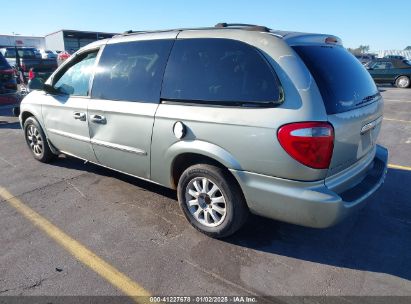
[19,24,388,238]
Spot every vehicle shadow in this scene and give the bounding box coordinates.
[227,167,411,282]
[50,155,177,200]
[0,121,21,129]
[49,156,411,281]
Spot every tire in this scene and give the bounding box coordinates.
[395,76,410,88]
[177,164,248,238]
[23,117,55,163]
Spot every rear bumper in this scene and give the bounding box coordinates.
[230,145,388,228]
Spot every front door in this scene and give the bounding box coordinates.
[42,49,100,162]
[88,38,175,179]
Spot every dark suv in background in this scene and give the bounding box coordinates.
[0,47,57,80]
[0,52,20,106]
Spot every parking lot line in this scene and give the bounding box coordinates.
[384,99,411,103]
[384,117,411,124]
[0,187,150,302]
[388,164,411,171]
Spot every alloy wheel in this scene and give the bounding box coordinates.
[185,177,227,227]
[26,124,43,156]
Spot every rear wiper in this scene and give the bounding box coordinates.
[362,92,381,103]
[239,100,282,108]
[357,93,381,106]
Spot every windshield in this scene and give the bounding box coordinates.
[293,45,379,114]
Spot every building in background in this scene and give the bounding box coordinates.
[0,34,45,49]
[0,30,117,52]
[45,30,117,52]
[374,50,411,60]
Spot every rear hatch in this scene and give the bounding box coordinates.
[293,44,383,177]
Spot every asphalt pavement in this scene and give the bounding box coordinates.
[0,86,410,301]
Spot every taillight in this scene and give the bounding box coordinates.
[277,122,334,169]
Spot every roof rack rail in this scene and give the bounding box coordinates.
[114,30,148,37]
[215,23,271,32]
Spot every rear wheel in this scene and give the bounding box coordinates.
[24,117,55,163]
[395,76,410,88]
[177,164,248,238]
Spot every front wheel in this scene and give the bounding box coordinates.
[395,76,410,88]
[177,164,248,238]
[24,117,55,163]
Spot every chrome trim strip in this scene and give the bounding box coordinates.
[47,129,147,156]
[91,139,147,156]
[361,116,383,135]
[48,128,90,143]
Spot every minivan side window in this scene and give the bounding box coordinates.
[53,50,98,96]
[161,38,281,105]
[91,40,174,103]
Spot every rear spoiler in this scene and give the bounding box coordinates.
[282,33,342,47]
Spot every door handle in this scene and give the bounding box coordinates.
[90,114,107,124]
[73,112,86,121]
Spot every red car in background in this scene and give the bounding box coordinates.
[57,51,71,66]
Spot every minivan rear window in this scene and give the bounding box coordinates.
[293,45,379,114]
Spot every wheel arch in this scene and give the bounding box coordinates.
[20,107,58,154]
[21,110,35,126]
[165,140,243,190]
[20,103,46,131]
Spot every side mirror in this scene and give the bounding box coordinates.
[43,83,58,94]
[28,77,45,91]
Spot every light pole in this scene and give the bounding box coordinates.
[11,32,25,84]
[12,32,21,69]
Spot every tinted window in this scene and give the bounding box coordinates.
[385,62,393,69]
[54,51,98,96]
[91,40,173,103]
[162,38,280,105]
[4,48,37,59]
[371,61,391,69]
[293,46,379,114]
[0,53,10,69]
[4,49,16,58]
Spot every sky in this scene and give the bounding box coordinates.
[2,0,410,51]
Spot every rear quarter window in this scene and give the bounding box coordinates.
[161,38,281,106]
[293,45,379,114]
